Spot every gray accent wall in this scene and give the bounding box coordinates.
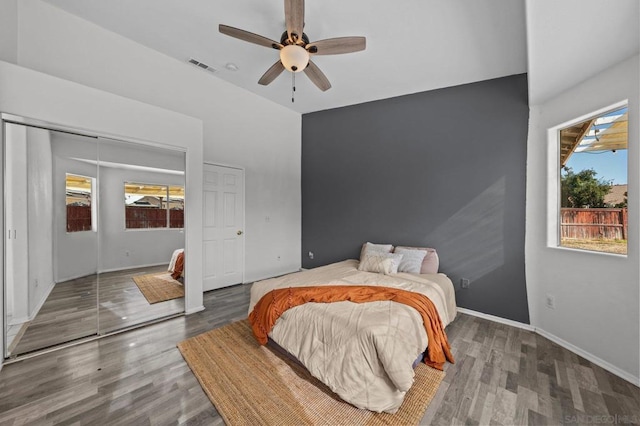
[301,74,530,323]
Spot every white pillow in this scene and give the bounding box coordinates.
[358,252,404,275]
[361,242,394,258]
[394,247,427,274]
[394,246,439,274]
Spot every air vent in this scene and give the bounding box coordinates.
[187,58,217,74]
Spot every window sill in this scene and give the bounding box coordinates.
[549,245,628,259]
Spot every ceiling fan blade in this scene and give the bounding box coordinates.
[304,60,331,91]
[284,0,304,43]
[258,61,286,86]
[219,24,282,50]
[306,37,366,55]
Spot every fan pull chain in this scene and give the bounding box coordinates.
[291,72,296,103]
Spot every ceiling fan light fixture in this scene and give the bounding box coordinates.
[219,1,366,92]
[280,44,309,72]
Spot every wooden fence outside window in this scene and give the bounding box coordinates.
[560,208,628,240]
[66,205,92,232]
[66,205,184,232]
[125,206,184,229]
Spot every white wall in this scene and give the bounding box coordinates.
[4,124,29,324]
[525,55,640,384]
[51,134,99,282]
[98,165,185,273]
[15,0,302,283]
[2,124,52,323]
[0,0,17,63]
[50,133,186,280]
[26,126,54,313]
[525,0,639,106]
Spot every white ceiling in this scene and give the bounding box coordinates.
[526,0,640,106]
[42,0,528,114]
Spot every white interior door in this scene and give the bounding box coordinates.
[202,163,244,291]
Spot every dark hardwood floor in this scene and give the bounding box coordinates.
[0,283,638,425]
[8,265,184,357]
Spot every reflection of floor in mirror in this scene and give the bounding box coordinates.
[9,264,184,357]
[6,322,29,354]
[10,273,98,356]
[98,265,184,334]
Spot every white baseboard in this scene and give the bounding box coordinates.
[456,307,536,331]
[57,263,168,283]
[8,315,30,326]
[10,280,57,325]
[244,269,301,284]
[457,307,639,387]
[185,305,205,315]
[98,262,167,274]
[28,280,55,321]
[56,272,96,283]
[535,327,640,387]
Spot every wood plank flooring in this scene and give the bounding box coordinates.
[1,283,638,425]
[422,314,640,425]
[8,265,184,357]
[98,265,184,334]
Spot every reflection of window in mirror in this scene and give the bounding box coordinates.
[169,185,185,229]
[558,104,628,255]
[66,173,96,232]
[125,182,184,229]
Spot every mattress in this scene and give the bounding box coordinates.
[249,259,457,413]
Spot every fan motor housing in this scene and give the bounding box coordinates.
[280,31,310,46]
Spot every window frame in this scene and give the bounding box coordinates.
[548,100,629,257]
[65,173,96,233]
[124,181,184,231]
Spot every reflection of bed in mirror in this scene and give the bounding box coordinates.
[168,248,185,281]
[3,118,187,358]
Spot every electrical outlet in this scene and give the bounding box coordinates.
[34,279,39,288]
[460,278,471,289]
[545,294,556,309]
[277,255,281,261]
[308,251,314,259]
[125,251,130,257]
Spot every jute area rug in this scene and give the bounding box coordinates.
[178,319,445,425]
[132,272,184,304]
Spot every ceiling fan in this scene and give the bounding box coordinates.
[219,0,366,92]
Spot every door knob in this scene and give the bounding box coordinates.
[237,230,243,236]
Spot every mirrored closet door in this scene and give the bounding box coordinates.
[96,138,185,334]
[4,124,99,356]
[3,118,186,359]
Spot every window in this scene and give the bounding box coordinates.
[66,173,96,232]
[125,182,184,229]
[559,105,628,255]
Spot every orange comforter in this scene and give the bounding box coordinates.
[171,251,184,280]
[248,285,454,370]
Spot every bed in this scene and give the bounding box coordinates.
[168,248,184,281]
[248,252,457,414]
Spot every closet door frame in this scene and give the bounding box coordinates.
[1,113,188,360]
[2,116,101,358]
